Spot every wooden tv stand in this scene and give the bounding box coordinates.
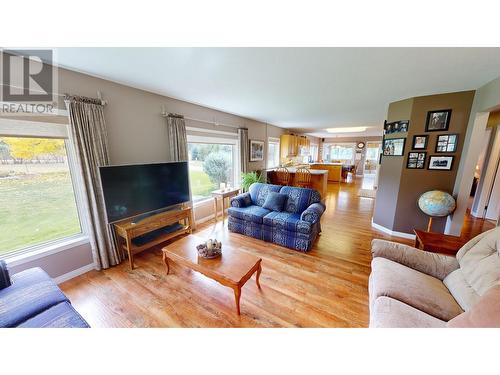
[113,206,194,270]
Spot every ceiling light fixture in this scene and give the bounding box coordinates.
[326,126,367,133]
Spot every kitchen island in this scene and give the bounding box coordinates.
[268,167,328,199]
[309,163,343,182]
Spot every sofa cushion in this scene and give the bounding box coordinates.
[0,267,68,328]
[443,269,480,311]
[262,192,287,212]
[370,296,446,328]
[369,257,463,321]
[456,226,500,296]
[227,205,271,224]
[446,285,500,328]
[263,211,312,234]
[248,183,282,206]
[0,260,11,290]
[18,301,89,328]
[279,186,322,214]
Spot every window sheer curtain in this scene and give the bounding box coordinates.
[238,128,249,173]
[65,95,121,270]
[166,114,188,161]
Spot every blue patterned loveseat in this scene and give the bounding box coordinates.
[228,183,325,252]
[0,261,89,328]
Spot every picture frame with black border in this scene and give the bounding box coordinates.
[384,120,410,135]
[412,135,428,150]
[382,137,406,156]
[407,152,426,169]
[425,109,452,132]
[435,133,458,153]
[428,155,454,171]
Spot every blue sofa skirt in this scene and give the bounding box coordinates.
[228,216,320,252]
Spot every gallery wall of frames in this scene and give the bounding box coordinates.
[382,108,458,171]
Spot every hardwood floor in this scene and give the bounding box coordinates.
[60,176,495,327]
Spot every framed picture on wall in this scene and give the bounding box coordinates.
[435,134,458,153]
[384,120,410,135]
[412,135,428,150]
[425,109,452,132]
[428,155,454,170]
[382,138,405,156]
[407,152,426,169]
[249,140,264,161]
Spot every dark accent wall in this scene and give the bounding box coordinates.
[372,98,413,230]
[373,91,475,234]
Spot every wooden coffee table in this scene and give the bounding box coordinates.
[161,235,262,315]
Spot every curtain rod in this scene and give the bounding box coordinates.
[0,84,107,106]
[161,110,241,129]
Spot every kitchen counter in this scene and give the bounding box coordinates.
[275,167,328,175]
[267,167,328,199]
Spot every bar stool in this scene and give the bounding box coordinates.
[295,167,312,188]
[275,167,291,185]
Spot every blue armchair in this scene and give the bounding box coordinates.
[0,260,89,328]
[228,183,325,252]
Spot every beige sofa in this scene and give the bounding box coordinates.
[369,226,500,328]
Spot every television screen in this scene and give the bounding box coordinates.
[99,162,190,223]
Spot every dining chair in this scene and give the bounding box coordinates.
[275,167,291,185]
[295,167,312,188]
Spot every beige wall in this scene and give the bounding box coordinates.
[449,76,500,233]
[4,63,286,278]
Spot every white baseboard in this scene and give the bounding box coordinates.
[371,219,416,240]
[54,263,95,284]
[195,213,216,225]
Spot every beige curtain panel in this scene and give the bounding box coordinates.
[65,95,121,270]
[166,114,188,162]
[238,127,249,173]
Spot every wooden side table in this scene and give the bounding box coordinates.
[212,187,240,222]
[413,229,468,256]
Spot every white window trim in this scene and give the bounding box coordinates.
[323,142,357,164]
[267,137,280,168]
[0,117,91,262]
[187,132,240,206]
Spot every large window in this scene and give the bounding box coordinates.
[0,129,83,256]
[323,143,356,164]
[267,137,280,168]
[187,134,239,203]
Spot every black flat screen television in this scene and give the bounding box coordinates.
[99,162,190,223]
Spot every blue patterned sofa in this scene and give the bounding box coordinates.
[0,261,89,328]
[228,183,325,252]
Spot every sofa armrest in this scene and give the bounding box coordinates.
[0,260,11,290]
[371,239,459,280]
[230,192,252,208]
[300,203,326,224]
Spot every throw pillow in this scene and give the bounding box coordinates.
[262,192,287,212]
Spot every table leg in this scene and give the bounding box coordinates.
[222,197,226,222]
[233,286,241,315]
[213,197,218,222]
[162,252,170,275]
[256,263,262,289]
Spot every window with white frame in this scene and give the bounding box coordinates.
[310,144,319,162]
[322,143,356,164]
[187,133,239,203]
[267,137,280,168]
[0,119,84,257]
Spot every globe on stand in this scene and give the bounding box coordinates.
[417,190,456,232]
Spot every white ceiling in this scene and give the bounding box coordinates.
[53,48,500,136]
